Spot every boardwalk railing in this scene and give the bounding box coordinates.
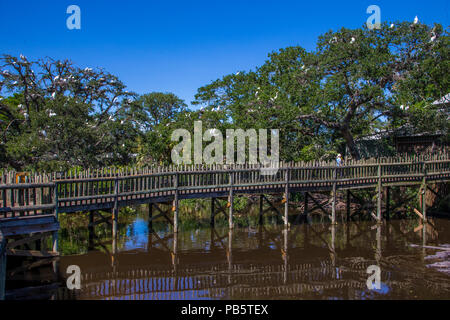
[1,154,449,219]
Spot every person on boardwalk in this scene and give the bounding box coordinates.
[336,153,343,166]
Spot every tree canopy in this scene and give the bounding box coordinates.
[0,20,448,171]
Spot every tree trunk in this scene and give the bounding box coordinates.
[341,128,360,160]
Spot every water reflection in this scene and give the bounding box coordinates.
[5,209,450,300]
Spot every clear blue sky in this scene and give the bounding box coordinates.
[1,1,449,108]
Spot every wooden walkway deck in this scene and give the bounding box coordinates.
[0,155,449,228]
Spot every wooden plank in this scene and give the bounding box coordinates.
[413,208,424,220]
[6,249,59,258]
[0,215,56,228]
[6,233,49,249]
[1,222,60,237]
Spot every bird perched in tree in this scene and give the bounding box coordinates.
[413,16,419,24]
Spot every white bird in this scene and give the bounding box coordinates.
[430,34,436,42]
[235,72,240,76]
[20,54,26,61]
[51,92,56,99]
[84,67,92,72]
[49,111,56,117]
[350,37,356,44]
[54,75,60,81]
[18,104,23,109]
[390,23,394,29]
[270,92,279,102]
[400,105,404,110]
[329,37,338,44]
[413,16,419,24]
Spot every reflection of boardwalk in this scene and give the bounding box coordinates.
[59,254,447,300]
[4,218,450,300]
[64,259,372,300]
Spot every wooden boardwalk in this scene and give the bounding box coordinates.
[0,155,449,228]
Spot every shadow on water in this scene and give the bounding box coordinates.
[4,204,450,300]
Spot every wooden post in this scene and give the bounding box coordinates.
[227,228,233,285]
[228,172,234,229]
[259,194,263,225]
[377,164,382,223]
[52,182,59,252]
[284,169,289,227]
[210,198,215,227]
[88,211,94,249]
[304,192,309,221]
[386,186,390,221]
[0,232,6,301]
[283,226,288,284]
[148,203,153,230]
[346,190,351,222]
[172,231,178,270]
[112,177,119,241]
[331,169,337,225]
[422,162,427,222]
[375,224,382,263]
[173,173,179,233]
[330,224,336,267]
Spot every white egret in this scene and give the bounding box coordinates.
[390,23,394,29]
[413,16,419,24]
[350,37,356,44]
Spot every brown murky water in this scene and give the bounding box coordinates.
[5,207,450,300]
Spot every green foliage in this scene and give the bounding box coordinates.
[0,20,448,171]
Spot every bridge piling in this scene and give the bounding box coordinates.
[284,169,289,227]
[422,163,427,222]
[332,168,337,225]
[304,192,309,222]
[376,164,382,223]
[228,172,234,229]
[385,187,390,221]
[112,178,119,241]
[148,203,153,230]
[0,230,6,301]
[346,190,351,222]
[173,173,179,233]
[259,195,264,225]
[210,198,215,227]
[52,184,59,252]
